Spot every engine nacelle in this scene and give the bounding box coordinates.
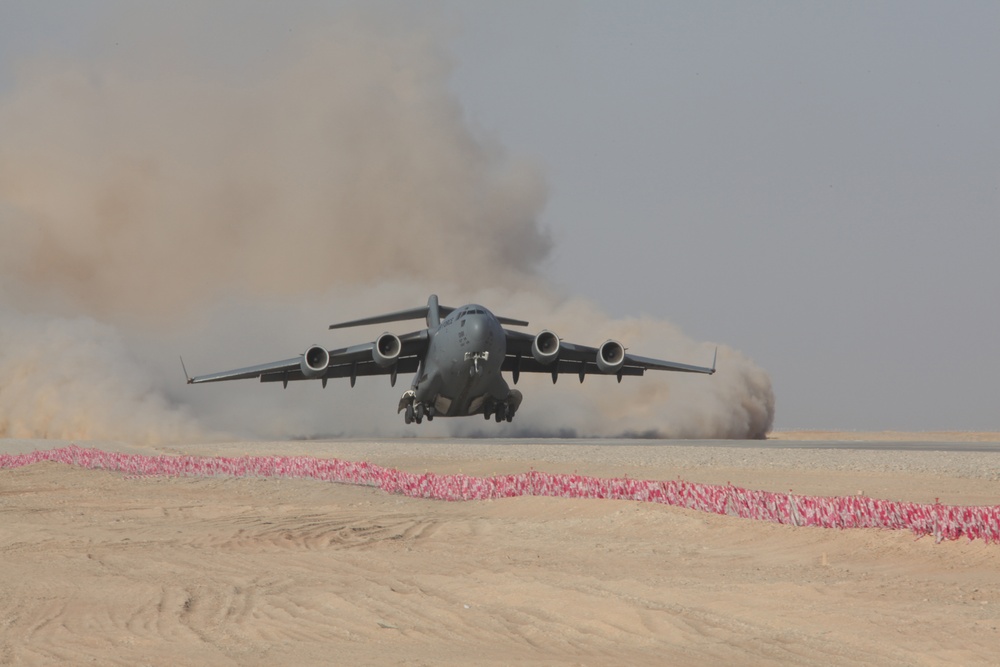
[373,332,402,367]
[596,339,626,375]
[532,330,560,365]
[301,345,330,378]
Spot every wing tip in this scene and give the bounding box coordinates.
[180,356,193,384]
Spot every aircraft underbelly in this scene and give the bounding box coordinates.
[413,309,509,417]
[438,371,505,416]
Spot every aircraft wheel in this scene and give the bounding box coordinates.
[483,406,492,420]
[494,404,505,423]
[505,409,514,423]
[415,403,425,421]
[404,403,414,424]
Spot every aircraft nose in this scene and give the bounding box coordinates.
[466,316,487,346]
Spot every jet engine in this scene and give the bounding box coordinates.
[532,330,560,365]
[300,345,330,378]
[596,340,626,374]
[372,332,402,367]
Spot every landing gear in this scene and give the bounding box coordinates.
[484,398,517,424]
[404,402,427,424]
[401,392,433,425]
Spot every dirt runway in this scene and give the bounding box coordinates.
[1,436,998,666]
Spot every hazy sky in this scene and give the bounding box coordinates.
[1,1,997,432]
[446,2,1000,431]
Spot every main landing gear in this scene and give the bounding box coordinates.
[483,400,516,423]
[404,401,434,425]
[398,390,520,425]
[399,391,434,425]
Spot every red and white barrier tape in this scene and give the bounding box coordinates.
[2,446,996,543]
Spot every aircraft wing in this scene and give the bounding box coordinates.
[187,330,428,385]
[501,330,715,378]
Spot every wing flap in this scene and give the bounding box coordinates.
[624,353,715,375]
[188,330,429,385]
[188,357,303,384]
[502,328,714,378]
[260,357,422,383]
[501,356,643,377]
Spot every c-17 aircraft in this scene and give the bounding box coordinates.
[185,295,715,425]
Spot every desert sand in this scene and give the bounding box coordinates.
[2,436,999,666]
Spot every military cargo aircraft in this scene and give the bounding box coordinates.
[185,295,715,424]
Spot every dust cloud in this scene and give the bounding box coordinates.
[0,309,199,443]
[447,294,773,440]
[0,7,773,442]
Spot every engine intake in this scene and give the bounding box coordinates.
[532,330,560,365]
[373,332,402,367]
[596,340,626,374]
[301,345,330,378]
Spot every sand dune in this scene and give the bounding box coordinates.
[1,438,999,666]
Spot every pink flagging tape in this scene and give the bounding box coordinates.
[2,446,998,543]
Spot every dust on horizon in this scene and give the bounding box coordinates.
[0,7,774,443]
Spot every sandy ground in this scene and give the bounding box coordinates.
[2,436,1000,666]
[770,430,1000,442]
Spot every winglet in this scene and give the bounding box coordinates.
[711,347,718,374]
[180,356,193,384]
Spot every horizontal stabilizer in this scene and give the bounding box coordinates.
[495,315,530,327]
[330,295,529,330]
[329,306,431,330]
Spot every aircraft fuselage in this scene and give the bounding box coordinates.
[411,304,513,418]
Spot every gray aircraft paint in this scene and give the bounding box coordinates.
[187,294,714,425]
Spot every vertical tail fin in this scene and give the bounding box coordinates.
[426,294,441,329]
